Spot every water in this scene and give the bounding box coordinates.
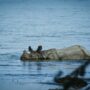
[0,0,90,90]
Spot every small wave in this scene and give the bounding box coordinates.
[25,35,62,38]
[38,82,59,86]
[0,53,11,56]
[0,73,53,77]
[0,64,21,67]
[0,53,20,60]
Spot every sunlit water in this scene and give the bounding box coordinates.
[0,0,90,90]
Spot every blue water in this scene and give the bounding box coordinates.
[0,0,90,90]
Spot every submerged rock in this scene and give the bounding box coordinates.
[20,45,90,61]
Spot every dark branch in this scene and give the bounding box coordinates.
[54,61,90,90]
[70,61,90,77]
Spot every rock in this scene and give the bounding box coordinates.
[20,45,90,61]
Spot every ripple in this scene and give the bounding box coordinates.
[0,64,21,67]
[0,53,20,60]
[0,73,54,77]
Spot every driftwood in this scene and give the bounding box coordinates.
[20,45,90,61]
[54,61,90,90]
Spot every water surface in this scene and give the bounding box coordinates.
[0,0,90,90]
